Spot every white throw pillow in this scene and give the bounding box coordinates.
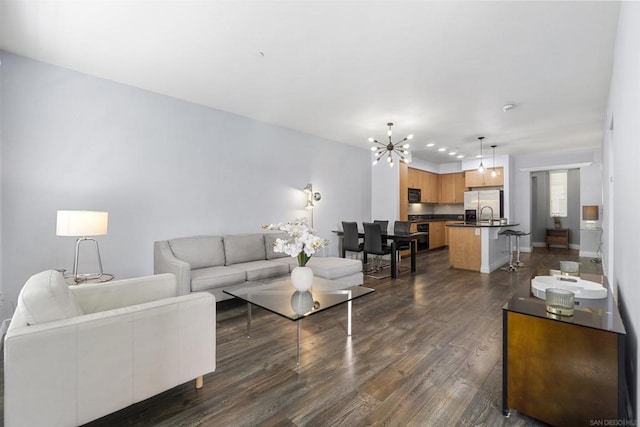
[17,270,84,325]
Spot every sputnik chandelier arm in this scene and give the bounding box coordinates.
[369,122,413,167]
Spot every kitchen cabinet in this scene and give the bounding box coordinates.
[407,167,440,203]
[439,172,466,204]
[428,221,446,249]
[407,167,421,189]
[424,172,440,203]
[444,220,458,246]
[464,167,504,188]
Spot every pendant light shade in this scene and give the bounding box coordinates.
[491,144,498,177]
[477,137,485,173]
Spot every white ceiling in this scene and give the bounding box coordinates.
[0,0,620,163]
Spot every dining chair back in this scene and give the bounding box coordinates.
[364,222,391,255]
[341,221,364,258]
[364,222,393,274]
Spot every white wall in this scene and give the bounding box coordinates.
[0,52,372,319]
[603,1,640,416]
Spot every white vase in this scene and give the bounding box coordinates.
[290,290,314,315]
[291,266,313,291]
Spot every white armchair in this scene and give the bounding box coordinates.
[3,270,216,427]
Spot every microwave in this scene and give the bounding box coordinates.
[408,188,421,203]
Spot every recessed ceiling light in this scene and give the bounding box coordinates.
[449,152,456,156]
[438,148,446,152]
[502,103,516,112]
[426,143,435,147]
[457,155,464,159]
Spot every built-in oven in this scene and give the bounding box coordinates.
[416,223,430,251]
[408,188,421,203]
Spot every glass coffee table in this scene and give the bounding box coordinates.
[224,276,374,364]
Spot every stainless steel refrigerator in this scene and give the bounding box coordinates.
[464,190,504,221]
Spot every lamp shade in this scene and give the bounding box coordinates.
[582,205,599,221]
[56,210,108,236]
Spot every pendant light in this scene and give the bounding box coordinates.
[477,137,485,173]
[491,144,498,177]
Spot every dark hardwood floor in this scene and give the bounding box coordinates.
[2,247,599,426]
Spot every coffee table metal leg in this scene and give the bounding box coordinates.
[348,299,352,336]
[297,320,301,365]
[247,303,252,338]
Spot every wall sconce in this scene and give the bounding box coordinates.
[56,210,113,283]
[303,183,321,209]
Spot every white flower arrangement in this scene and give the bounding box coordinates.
[263,218,329,266]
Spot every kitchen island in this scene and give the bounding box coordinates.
[447,222,520,273]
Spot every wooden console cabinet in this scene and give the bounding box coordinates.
[503,273,627,425]
[545,228,569,248]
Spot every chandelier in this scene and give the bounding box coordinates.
[369,122,413,167]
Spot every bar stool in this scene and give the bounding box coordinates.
[499,229,518,271]
[512,231,530,267]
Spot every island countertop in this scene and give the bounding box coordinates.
[447,222,520,228]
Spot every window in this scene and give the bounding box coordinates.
[549,170,568,217]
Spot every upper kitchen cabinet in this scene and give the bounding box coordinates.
[421,171,440,203]
[407,167,421,189]
[407,167,440,203]
[440,172,466,204]
[465,167,504,188]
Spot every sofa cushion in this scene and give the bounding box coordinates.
[17,270,84,325]
[269,256,298,272]
[230,260,290,282]
[306,257,363,280]
[223,234,266,265]
[169,236,225,269]
[264,232,289,260]
[190,266,246,292]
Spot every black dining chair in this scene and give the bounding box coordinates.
[363,222,393,274]
[394,220,412,269]
[341,221,364,259]
[373,220,390,267]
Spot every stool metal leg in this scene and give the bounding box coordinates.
[501,235,517,272]
[514,235,525,267]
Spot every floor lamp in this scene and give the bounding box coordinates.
[56,210,111,283]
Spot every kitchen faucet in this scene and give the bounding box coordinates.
[480,205,494,224]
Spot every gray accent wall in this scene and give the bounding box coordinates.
[0,52,372,318]
[530,169,581,246]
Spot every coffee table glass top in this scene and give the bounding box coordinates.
[223,276,374,321]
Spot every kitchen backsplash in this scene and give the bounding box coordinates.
[408,203,464,216]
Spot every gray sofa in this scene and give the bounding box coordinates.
[154,233,363,302]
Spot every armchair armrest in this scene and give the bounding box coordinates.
[70,273,177,314]
[154,240,192,295]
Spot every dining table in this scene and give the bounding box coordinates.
[332,229,426,278]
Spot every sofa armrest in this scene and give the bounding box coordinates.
[70,273,178,314]
[4,292,216,427]
[154,240,192,295]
